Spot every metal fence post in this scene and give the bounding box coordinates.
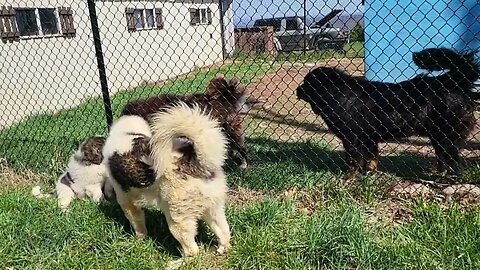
[87,0,113,129]
[303,0,306,56]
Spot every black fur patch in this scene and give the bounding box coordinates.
[173,137,216,179]
[108,135,155,192]
[78,136,106,165]
[59,172,74,187]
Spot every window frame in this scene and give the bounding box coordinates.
[37,8,60,35]
[285,19,298,31]
[189,7,212,26]
[197,8,208,25]
[15,7,62,38]
[133,8,157,30]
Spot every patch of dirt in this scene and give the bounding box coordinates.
[442,184,480,202]
[388,180,480,201]
[368,180,480,227]
[366,199,413,227]
[279,187,325,215]
[388,180,435,199]
[0,159,49,191]
[228,186,265,206]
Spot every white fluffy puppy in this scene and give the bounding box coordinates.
[32,136,108,210]
[103,102,231,257]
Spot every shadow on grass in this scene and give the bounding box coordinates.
[247,107,331,134]
[99,202,217,258]
[226,136,480,190]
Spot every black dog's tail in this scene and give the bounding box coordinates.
[413,48,480,98]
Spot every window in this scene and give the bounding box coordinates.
[133,9,144,29]
[126,8,163,32]
[145,9,154,28]
[15,8,59,36]
[189,8,212,26]
[197,9,207,24]
[15,9,38,36]
[253,18,280,31]
[2,6,75,41]
[38,8,59,35]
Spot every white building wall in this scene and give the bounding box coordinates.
[96,0,224,95]
[221,0,234,56]
[0,0,226,128]
[0,0,98,128]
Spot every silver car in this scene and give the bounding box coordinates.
[254,15,342,52]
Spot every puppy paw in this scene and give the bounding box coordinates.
[165,259,184,270]
[182,245,200,257]
[166,257,194,270]
[135,232,147,240]
[59,205,71,214]
[216,243,231,254]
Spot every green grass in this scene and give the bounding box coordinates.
[2,135,480,269]
[1,190,479,270]
[2,55,480,269]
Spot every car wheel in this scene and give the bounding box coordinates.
[314,37,332,51]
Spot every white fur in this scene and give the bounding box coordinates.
[106,103,231,257]
[56,153,107,209]
[149,102,228,176]
[102,115,152,157]
[33,140,108,210]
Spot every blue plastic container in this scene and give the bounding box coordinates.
[363,0,480,82]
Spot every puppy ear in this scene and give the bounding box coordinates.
[206,75,228,96]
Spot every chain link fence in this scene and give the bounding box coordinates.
[0,0,479,203]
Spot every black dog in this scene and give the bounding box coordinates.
[296,47,480,180]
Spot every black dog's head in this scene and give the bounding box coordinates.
[296,67,344,111]
[412,48,459,71]
[297,68,321,102]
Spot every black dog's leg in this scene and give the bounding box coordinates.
[430,135,463,177]
[232,134,249,169]
[226,142,247,169]
[442,138,464,176]
[342,138,363,182]
[237,146,249,169]
[365,140,379,174]
[430,138,448,175]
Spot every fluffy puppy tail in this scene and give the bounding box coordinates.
[149,102,228,177]
[413,47,480,89]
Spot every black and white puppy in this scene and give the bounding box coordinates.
[32,136,110,210]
